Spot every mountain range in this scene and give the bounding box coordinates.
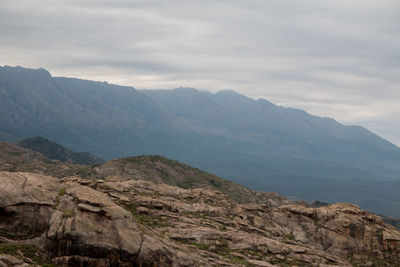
[1,65,400,217]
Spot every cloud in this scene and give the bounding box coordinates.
[0,0,399,145]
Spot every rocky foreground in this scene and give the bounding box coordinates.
[1,171,400,266]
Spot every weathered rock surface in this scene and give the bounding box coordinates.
[0,254,32,267]
[1,171,400,266]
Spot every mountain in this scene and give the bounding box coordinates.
[141,88,400,177]
[0,65,179,159]
[16,136,104,165]
[1,66,400,217]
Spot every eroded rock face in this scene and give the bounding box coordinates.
[0,171,400,266]
[46,181,145,266]
[0,172,58,240]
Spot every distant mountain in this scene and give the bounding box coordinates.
[142,88,400,176]
[2,66,400,216]
[16,136,104,165]
[0,66,177,158]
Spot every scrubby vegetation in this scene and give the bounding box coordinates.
[0,244,59,266]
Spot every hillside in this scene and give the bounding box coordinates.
[0,141,85,178]
[1,140,400,266]
[2,139,400,229]
[1,171,400,266]
[0,140,289,208]
[16,136,104,165]
[2,66,400,217]
[75,155,290,208]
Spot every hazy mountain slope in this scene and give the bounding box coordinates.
[142,88,400,173]
[2,66,399,178]
[2,66,400,217]
[16,136,104,165]
[234,173,400,217]
[0,66,180,158]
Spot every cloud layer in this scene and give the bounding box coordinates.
[1,0,399,144]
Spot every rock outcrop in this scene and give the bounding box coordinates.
[1,171,400,266]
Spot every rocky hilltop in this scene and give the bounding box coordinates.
[0,141,288,209]
[1,171,400,266]
[1,140,400,266]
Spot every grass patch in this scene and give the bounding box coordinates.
[230,256,255,267]
[0,244,61,266]
[270,256,307,267]
[180,239,257,266]
[58,187,66,196]
[240,249,265,260]
[181,211,207,220]
[129,202,171,228]
[0,245,42,263]
[75,166,97,179]
[0,229,25,239]
[313,218,324,229]
[283,232,295,241]
[192,242,210,250]
[62,209,76,218]
[210,238,230,256]
[349,253,394,267]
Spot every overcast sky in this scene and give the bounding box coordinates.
[1,0,399,145]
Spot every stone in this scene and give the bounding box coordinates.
[0,171,399,266]
[0,254,32,267]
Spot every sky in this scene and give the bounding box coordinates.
[1,0,399,145]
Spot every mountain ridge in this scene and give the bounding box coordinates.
[1,65,400,217]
